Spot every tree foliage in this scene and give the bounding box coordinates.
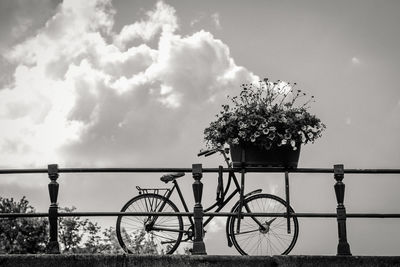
[0,196,174,254]
[58,207,123,254]
[0,197,48,253]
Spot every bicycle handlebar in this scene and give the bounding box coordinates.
[198,147,231,168]
[204,150,217,157]
[198,149,219,157]
[197,150,212,156]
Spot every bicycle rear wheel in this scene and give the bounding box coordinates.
[116,193,183,254]
[229,194,299,255]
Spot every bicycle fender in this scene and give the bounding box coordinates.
[225,205,235,247]
[245,189,262,198]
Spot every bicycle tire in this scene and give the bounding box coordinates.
[116,193,183,254]
[228,194,299,255]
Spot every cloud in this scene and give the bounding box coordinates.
[211,13,222,30]
[0,0,61,51]
[351,57,360,65]
[190,12,222,30]
[0,0,257,168]
[113,1,177,50]
[205,216,225,234]
[0,0,61,89]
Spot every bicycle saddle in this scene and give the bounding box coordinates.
[160,172,185,183]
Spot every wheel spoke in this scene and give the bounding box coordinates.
[116,194,183,255]
[230,194,298,256]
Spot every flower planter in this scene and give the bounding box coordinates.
[202,78,325,166]
[230,143,301,168]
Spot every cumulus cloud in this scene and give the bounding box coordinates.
[0,0,257,167]
[0,0,60,51]
[0,0,61,89]
[114,1,177,50]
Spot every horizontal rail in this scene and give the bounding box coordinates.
[1,163,399,256]
[1,167,400,175]
[2,212,400,218]
[0,213,49,218]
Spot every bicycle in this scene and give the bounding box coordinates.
[116,147,299,255]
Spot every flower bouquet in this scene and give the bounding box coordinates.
[203,78,326,167]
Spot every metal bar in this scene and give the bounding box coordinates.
[343,169,400,174]
[1,167,400,175]
[61,167,400,174]
[3,211,400,218]
[59,168,194,173]
[0,169,47,174]
[0,213,50,218]
[285,171,291,234]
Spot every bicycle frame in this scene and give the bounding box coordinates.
[147,167,268,244]
[144,149,293,247]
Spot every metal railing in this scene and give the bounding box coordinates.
[1,164,400,255]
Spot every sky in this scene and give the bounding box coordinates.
[0,0,400,255]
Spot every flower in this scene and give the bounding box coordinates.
[203,78,326,150]
[268,116,277,123]
[267,132,276,140]
[290,140,296,147]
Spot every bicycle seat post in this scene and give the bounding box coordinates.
[191,163,207,255]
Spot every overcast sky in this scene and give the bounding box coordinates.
[1,0,400,255]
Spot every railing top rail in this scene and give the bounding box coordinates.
[3,211,400,219]
[1,167,400,175]
[0,168,48,174]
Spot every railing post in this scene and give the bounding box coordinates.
[334,164,352,256]
[46,164,60,254]
[191,163,207,255]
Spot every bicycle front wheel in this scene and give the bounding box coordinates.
[116,193,183,254]
[229,194,299,256]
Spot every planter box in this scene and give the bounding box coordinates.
[230,143,301,168]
